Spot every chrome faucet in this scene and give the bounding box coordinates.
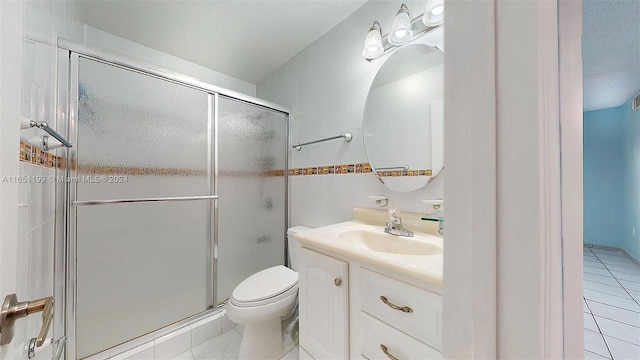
[384,208,414,237]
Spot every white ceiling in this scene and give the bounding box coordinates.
[583,0,640,111]
[77,0,367,85]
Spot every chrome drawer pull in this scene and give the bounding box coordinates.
[380,344,400,360]
[380,296,413,313]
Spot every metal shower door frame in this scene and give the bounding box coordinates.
[55,39,290,359]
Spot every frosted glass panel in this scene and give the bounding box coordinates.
[77,57,210,200]
[74,58,212,358]
[76,201,210,358]
[216,96,287,303]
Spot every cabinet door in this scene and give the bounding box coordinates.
[299,247,349,360]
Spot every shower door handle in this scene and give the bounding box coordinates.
[0,294,54,346]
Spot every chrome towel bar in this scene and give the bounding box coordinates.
[24,119,72,148]
[292,132,352,151]
[372,165,409,171]
[73,195,218,206]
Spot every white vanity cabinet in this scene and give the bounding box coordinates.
[299,247,349,360]
[355,267,442,360]
[298,245,442,360]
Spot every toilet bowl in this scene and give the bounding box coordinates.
[226,226,310,359]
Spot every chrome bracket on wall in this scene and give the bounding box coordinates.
[0,294,54,347]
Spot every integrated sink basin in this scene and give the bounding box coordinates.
[291,208,444,285]
[337,228,442,256]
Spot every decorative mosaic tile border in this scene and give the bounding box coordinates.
[18,143,431,179]
[19,141,64,169]
[288,163,432,177]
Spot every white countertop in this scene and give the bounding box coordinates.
[293,218,443,286]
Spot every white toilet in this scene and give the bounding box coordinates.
[226,226,310,359]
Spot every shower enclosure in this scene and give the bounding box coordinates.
[56,42,289,359]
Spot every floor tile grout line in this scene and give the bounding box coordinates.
[585,298,640,313]
[592,250,629,258]
[592,313,640,329]
[599,256,640,266]
[591,303,615,358]
[602,332,640,351]
[614,276,640,286]
[584,286,635,301]
[585,320,615,359]
[584,279,625,288]
[584,349,611,360]
[584,265,611,272]
[600,258,640,265]
[601,262,640,271]
[606,267,640,277]
[610,268,640,307]
[584,294,615,359]
[594,252,640,306]
[582,286,613,360]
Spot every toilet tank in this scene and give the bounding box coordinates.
[287,226,312,271]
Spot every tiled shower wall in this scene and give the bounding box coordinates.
[257,0,445,228]
[15,2,84,359]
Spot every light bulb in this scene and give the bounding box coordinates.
[362,21,384,59]
[423,0,444,26]
[388,3,413,45]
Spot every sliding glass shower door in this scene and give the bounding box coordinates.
[216,96,288,303]
[64,51,289,359]
[73,57,214,358]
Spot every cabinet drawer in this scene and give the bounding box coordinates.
[359,267,442,349]
[360,312,442,360]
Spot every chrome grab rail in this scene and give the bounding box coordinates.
[292,132,352,151]
[372,165,409,171]
[73,195,218,206]
[28,121,72,148]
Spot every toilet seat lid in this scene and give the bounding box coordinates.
[231,265,298,304]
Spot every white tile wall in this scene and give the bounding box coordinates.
[257,1,445,227]
[2,2,84,358]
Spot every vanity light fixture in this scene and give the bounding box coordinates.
[389,4,413,45]
[423,0,444,26]
[362,21,384,60]
[362,1,444,61]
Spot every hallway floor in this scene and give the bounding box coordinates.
[583,247,640,359]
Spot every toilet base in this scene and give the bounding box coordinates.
[238,317,284,359]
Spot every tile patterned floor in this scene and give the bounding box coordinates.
[584,247,640,359]
[169,327,298,360]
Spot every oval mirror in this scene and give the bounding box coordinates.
[363,44,444,192]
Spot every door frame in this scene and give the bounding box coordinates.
[558,0,584,357]
[443,0,583,357]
